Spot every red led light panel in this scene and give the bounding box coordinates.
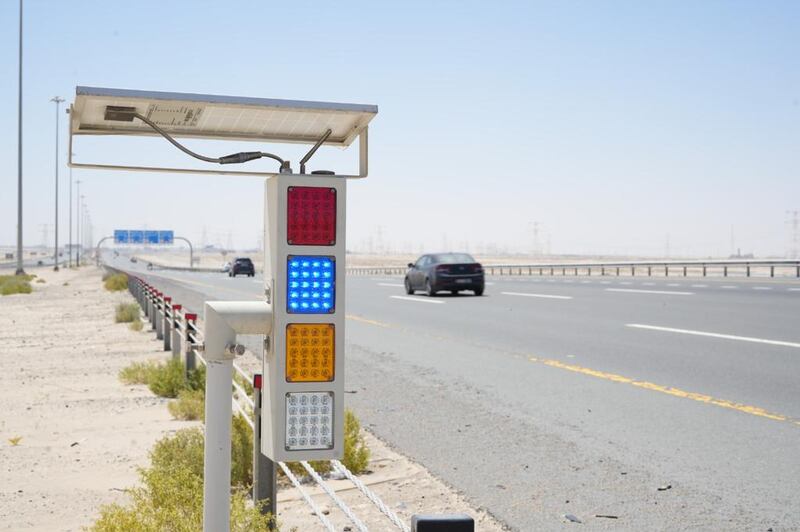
[287,186,336,246]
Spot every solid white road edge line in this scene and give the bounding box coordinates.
[389,295,444,304]
[377,283,404,287]
[501,291,573,300]
[626,323,800,349]
[606,288,694,296]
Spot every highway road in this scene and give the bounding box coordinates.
[110,255,800,530]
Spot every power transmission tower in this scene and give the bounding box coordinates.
[530,221,541,257]
[787,210,799,259]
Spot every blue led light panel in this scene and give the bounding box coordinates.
[287,256,335,313]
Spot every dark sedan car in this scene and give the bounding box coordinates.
[229,257,255,277]
[405,253,484,296]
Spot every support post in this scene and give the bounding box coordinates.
[171,304,182,360]
[746,264,750,277]
[703,264,707,277]
[770,266,774,278]
[163,297,172,351]
[665,265,669,277]
[724,266,728,277]
[648,266,652,276]
[202,300,273,532]
[253,374,277,525]
[683,266,687,277]
[155,294,164,340]
[185,313,198,374]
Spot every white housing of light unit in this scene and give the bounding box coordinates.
[260,174,347,462]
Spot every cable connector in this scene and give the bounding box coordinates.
[218,152,264,165]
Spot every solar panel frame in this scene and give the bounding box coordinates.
[67,86,376,178]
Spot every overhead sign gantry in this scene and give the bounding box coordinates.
[68,86,377,532]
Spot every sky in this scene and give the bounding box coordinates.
[0,1,798,258]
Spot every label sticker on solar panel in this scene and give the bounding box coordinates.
[286,324,335,382]
[285,392,334,451]
[287,186,336,246]
[287,256,335,313]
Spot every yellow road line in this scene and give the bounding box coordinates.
[343,314,795,425]
[346,314,392,328]
[534,357,788,422]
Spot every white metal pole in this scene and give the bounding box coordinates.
[15,0,25,276]
[203,358,233,532]
[51,96,64,271]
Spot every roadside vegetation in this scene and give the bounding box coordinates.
[100,304,372,528]
[0,274,33,296]
[114,303,140,323]
[103,272,128,291]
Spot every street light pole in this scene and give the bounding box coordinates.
[68,153,74,267]
[51,96,64,271]
[76,183,82,266]
[15,0,25,275]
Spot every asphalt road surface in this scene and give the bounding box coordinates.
[110,255,800,530]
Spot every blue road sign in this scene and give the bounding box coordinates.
[145,230,160,244]
[130,230,144,244]
[114,230,130,244]
[159,230,174,244]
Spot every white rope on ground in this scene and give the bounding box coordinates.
[332,460,410,532]
[301,461,369,532]
[279,462,337,532]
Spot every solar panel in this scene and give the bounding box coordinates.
[72,86,376,146]
[68,86,377,177]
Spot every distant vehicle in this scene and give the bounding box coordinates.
[222,262,231,273]
[37,260,43,266]
[229,257,255,277]
[147,263,154,270]
[130,257,138,263]
[405,253,484,296]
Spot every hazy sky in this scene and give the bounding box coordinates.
[1,1,798,257]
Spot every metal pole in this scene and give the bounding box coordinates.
[68,157,73,267]
[204,358,233,532]
[51,96,64,271]
[171,305,182,360]
[15,0,25,276]
[185,314,197,373]
[253,375,277,524]
[163,298,171,351]
[76,183,81,266]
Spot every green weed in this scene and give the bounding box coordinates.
[104,273,128,291]
[0,275,32,296]
[167,389,205,421]
[115,303,140,323]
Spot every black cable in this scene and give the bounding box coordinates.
[132,112,286,167]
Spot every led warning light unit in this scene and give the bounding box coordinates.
[287,186,337,245]
[287,256,335,313]
[285,391,334,450]
[285,324,335,382]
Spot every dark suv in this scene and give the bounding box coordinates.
[229,257,255,277]
[405,253,484,296]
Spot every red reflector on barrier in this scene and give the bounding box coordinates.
[164,296,172,303]
[287,186,336,246]
[253,374,263,389]
[172,304,182,311]
[185,313,197,321]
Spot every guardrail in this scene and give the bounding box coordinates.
[129,256,223,273]
[118,267,444,532]
[346,259,800,278]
